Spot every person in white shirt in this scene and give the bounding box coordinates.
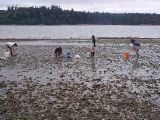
[6,42,17,56]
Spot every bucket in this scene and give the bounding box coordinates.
[75,54,80,59]
[123,51,130,60]
[66,52,72,58]
[4,52,10,58]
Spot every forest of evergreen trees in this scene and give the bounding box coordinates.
[0,5,160,25]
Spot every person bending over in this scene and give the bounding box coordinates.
[130,38,140,59]
[54,47,63,58]
[6,42,17,56]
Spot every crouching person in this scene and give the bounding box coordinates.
[54,47,63,58]
[6,42,18,56]
[130,38,140,60]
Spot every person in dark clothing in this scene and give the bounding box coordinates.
[92,35,96,47]
[54,47,63,58]
[130,39,140,59]
[59,47,62,56]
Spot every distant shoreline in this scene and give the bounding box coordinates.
[1,24,160,26]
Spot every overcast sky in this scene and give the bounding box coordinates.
[0,0,159,13]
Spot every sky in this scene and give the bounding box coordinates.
[0,0,160,13]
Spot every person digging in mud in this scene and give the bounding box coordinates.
[54,47,63,58]
[130,38,140,60]
[6,42,18,56]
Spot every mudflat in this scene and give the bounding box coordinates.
[0,39,160,119]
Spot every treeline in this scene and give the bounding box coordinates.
[0,5,160,25]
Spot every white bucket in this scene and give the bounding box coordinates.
[75,54,80,59]
[4,52,10,58]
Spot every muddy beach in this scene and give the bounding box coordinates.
[0,39,160,119]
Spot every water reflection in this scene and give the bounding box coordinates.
[132,59,140,69]
[91,57,96,72]
[1,25,160,39]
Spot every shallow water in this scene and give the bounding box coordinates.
[1,25,160,39]
[0,39,92,46]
